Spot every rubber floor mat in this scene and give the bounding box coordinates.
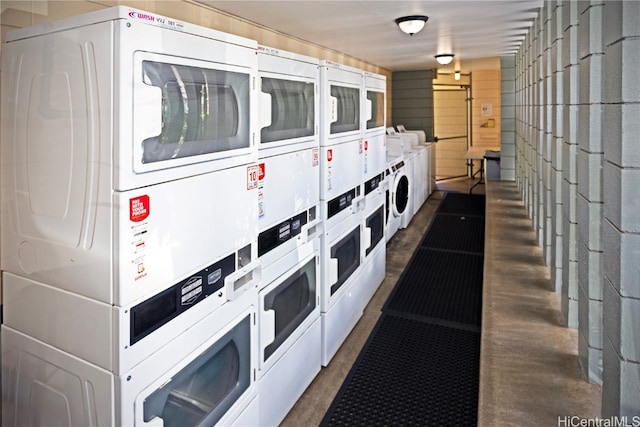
[420,213,485,254]
[320,313,480,427]
[438,192,486,217]
[383,249,483,326]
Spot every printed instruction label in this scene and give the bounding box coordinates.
[247,165,260,190]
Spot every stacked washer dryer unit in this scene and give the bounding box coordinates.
[1,8,262,426]
[358,71,387,311]
[319,60,365,366]
[255,45,322,426]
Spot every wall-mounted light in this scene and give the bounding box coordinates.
[435,54,454,65]
[395,15,429,36]
[454,71,461,80]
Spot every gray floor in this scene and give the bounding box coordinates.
[281,177,602,426]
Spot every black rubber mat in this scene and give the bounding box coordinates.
[320,313,480,427]
[383,248,483,326]
[420,213,485,254]
[321,192,484,426]
[438,192,486,217]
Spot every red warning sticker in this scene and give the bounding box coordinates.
[130,195,150,222]
[258,163,266,181]
[327,149,333,162]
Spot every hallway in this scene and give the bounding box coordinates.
[282,178,601,426]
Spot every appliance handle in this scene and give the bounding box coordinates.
[328,257,339,285]
[259,91,273,129]
[365,98,373,122]
[261,309,276,347]
[132,82,163,144]
[329,96,338,124]
[364,226,372,249]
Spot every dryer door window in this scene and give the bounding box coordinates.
[366,205,385,255]
[260,77,315,143]
[366,90,385,129]
[329,85,360,134]
[138,60,250,164]
[330,226,361,295]
[394,174,409,215]
[262,257,317,361]
[143,315,251,427]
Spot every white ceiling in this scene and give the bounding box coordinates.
[200,0,543,72]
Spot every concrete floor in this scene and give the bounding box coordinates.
[280,177,602,426]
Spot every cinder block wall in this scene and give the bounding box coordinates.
[513,0,640,416]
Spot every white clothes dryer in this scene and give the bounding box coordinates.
[320,211,364,366]
[257,237,321,427]
[359,171,386,312]
[387,136,415,228]
[362,71,387,185]
[256,46,321,269]
[1,5,261,309]
[1,282,260,427]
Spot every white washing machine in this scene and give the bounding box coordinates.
[386,157,411,241]
[257,237,321,426]
[319,60,365,365]
[387,135,415,229]
[397,125,430,213]
[1,7,262,424]
[2,279,260,427]
[362,71,387,186]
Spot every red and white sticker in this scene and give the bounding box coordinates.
[247,165,260,190]
[312,148,319,167]
[130,195,150,222]
[327,149,333,162]
[258,163,266,181]
[364,140,369,151]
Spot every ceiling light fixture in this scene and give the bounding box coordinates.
[395,15,429,36]
[435,54,454,65]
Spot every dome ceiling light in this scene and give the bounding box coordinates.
[395,15,429,36]
[435,54,455,65]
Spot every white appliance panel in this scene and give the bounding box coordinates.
[358,241,386,314]
[320,267,363,366]
[320,139,363,201]
[1,327,115,427]
[363,132,387,182]
[257,148,320,245]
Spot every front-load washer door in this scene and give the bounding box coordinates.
[393,172,410,217]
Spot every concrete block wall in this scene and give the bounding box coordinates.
[576,0,605,385]
[514,0,640,416]
[600,0,640,417]
[550,1,564,293]
[500,56,516,181]
[560,0,580,328]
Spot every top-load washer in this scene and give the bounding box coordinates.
[1,7,262,425]
[319,60,365,365]
[255,45,322,427]
[397,125,430,211]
